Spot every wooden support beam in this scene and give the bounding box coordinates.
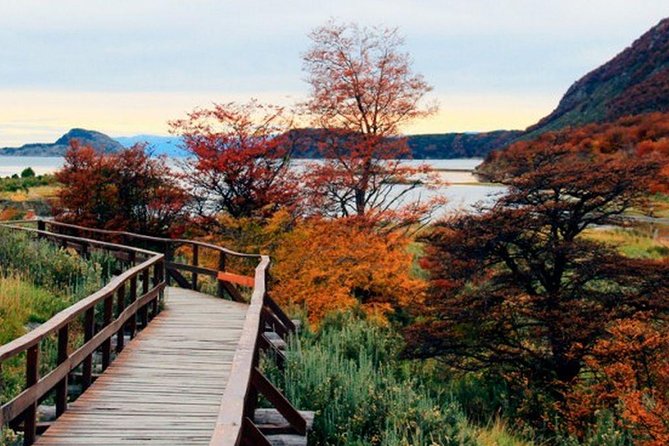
[81,307,95,391]
[264,295,296,333]
[217,252,227,298]
[128,275,138,339]
[242,417,272,446]
[23,345,39,445]
[101,296,113,371]
[259,333,286,370]
[116,283,126,353]
[191,243,199,290]
[55,324,69,417]
[262,307,290,340]
[251,368,307,436]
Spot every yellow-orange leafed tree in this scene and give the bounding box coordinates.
[271,217,424,323]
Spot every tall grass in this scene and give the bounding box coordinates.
[0,227,118,407]
[266,313,475,445]
[0,275,53,344]
[0,227,116,299]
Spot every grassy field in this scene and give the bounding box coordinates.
[0,184,59,202]
[583,226,669,259]
[0,228,118,409]
[0,172,60,219]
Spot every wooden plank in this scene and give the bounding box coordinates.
[217,271,255,288]
[35,287,247,446]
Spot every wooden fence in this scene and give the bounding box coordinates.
[0,220,306,445]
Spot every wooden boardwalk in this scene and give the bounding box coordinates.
[35,287,248,446]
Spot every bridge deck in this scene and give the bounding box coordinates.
[35,287,248,446]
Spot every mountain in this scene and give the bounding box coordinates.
[279,128,521,159]
[114,135,188,157]
[406,131,522,159]
[0,129,123,156]
[114,130,521,159]
[525,17,669,137]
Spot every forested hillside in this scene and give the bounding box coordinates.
[525,18,669,137]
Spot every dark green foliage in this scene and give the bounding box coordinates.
[0,172,55,193]
[286,128,522,159]
[20,168,35,178]
[406,131,522,159]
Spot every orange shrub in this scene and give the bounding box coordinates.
[271,218,424,323]
[565,319,669,444]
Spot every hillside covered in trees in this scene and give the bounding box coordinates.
[525,17,669,137]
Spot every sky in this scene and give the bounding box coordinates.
[0,0,668,146]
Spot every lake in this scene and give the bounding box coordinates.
[0,156,505,217]
[0,156,65,177]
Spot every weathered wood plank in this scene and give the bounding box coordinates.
[35,287,247,446]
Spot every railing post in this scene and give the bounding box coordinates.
[116,283,126,353]
[140,268,149,327]
[217,251,226,298]
[23,345,39,445]
[191,243,199,291]
[36,220,45,240]
[164,241,172,286]
[82,307,95,391]
[56,324,69,417]
[101,295,114,371]
[151,262,162,318]
[128,275,138,339]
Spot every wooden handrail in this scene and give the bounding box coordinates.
[0,220,303,445]
[211,256,270,445]
[0,223,166,444]
[36,219,262,258]
[16,219,259,302]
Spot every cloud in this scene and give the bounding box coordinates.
[0,1,667,143]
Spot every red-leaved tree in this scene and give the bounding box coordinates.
[55,143,188,236]
[301,21,441,224]
[406,145,669,428]
[170,100,299,225]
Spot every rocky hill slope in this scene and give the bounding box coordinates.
[525,18,669,137]
[0,129,123,156]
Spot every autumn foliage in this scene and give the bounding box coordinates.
[565,319,669,445]
[301,21,442,223]
[407,144,669,428]
[271,217,424,323]
[481,112,669,193]
[170,100,299,223]
[54,143,188,236]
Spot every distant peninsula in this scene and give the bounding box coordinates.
[1,128,522,159]
[0,128,123,156]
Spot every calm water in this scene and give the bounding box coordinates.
[0,156,64,177]
[0,156,504,216]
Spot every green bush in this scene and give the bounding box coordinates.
[555,411,635,446]
[266,313,476,446]
[0,227,116,300]
[0,173,55,193]
[20,167,35,178]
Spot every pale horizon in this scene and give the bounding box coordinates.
[1,1,668,146]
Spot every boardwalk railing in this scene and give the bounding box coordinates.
[0,219,306,445]
[0,222,166,445]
